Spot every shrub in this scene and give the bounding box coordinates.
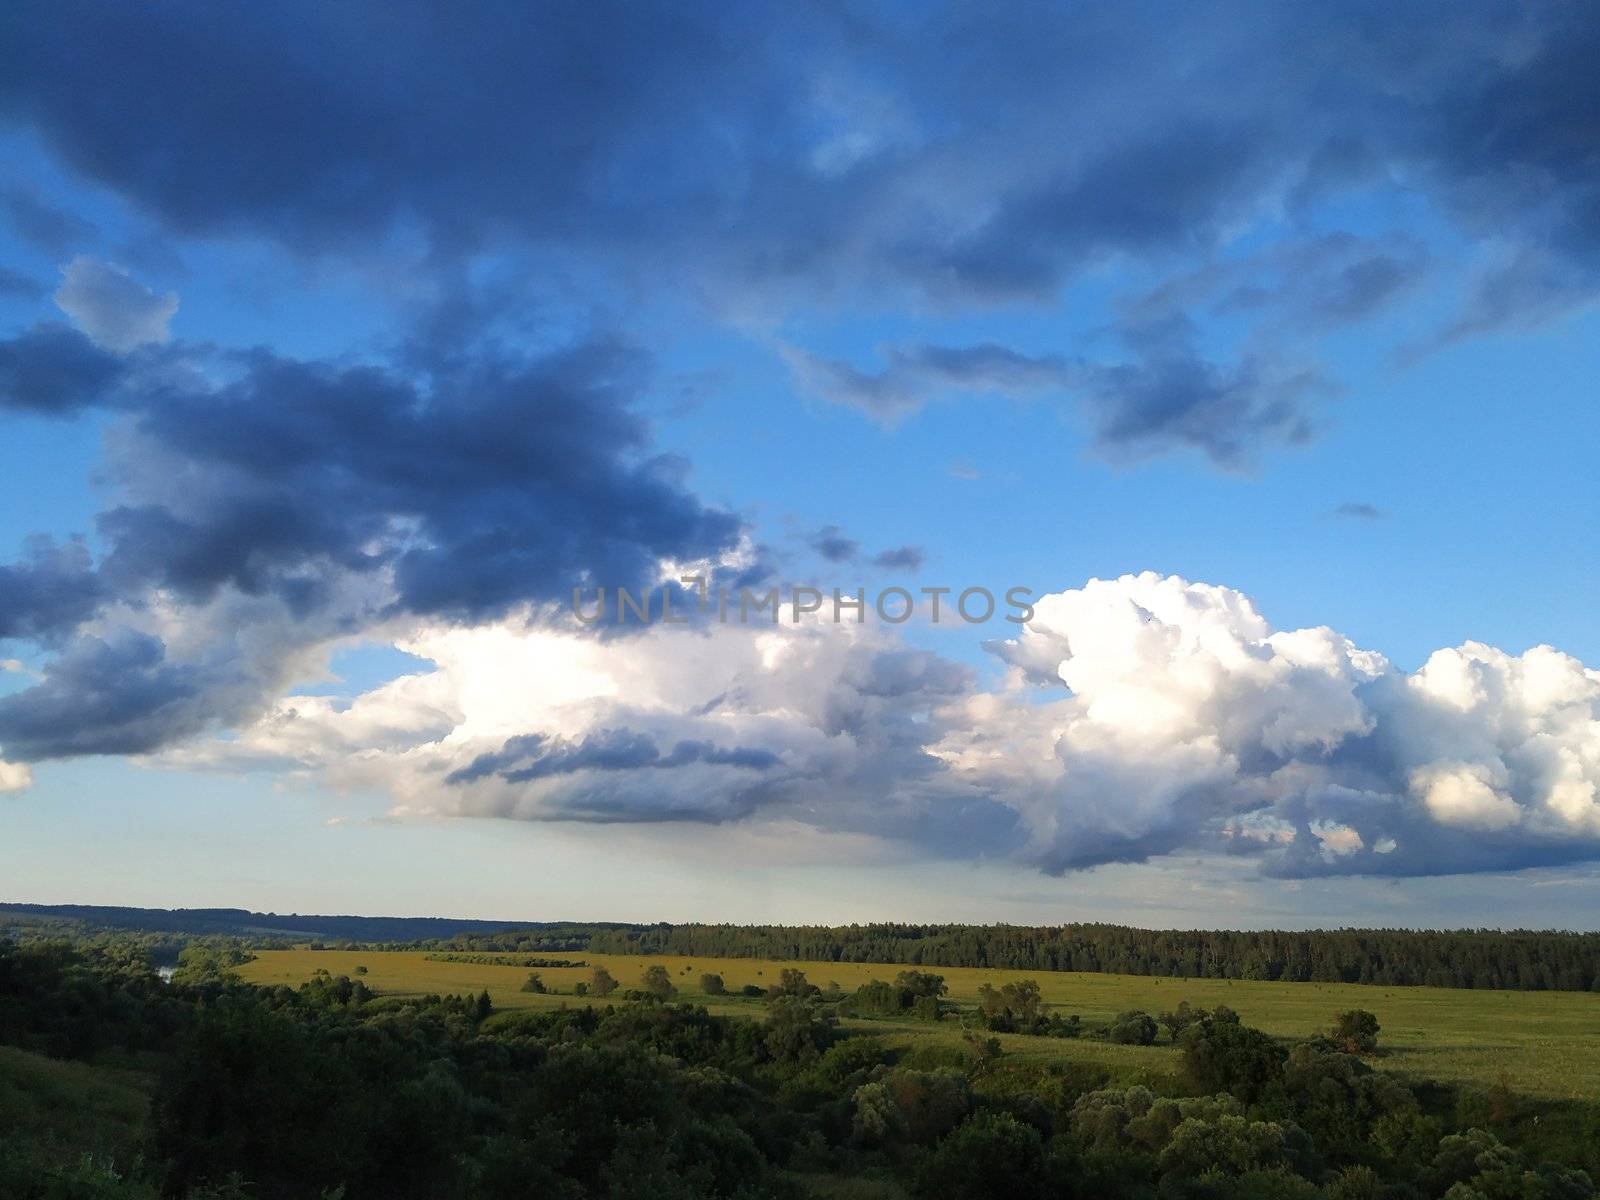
[699,973,725,996]
[1330,1010,1380,1055]
[1108,1010,1159,1045]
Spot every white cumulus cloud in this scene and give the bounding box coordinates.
[964,573,1600,875]
[157,573,1600,880]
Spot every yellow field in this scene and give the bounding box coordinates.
[237,949,1600,1100]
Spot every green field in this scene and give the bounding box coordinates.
[238,949,1600,1101]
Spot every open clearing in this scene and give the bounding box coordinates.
[238,949,1600,1100]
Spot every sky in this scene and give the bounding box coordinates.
[1,2,1599,928]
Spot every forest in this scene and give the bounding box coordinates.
[493,923,1600,993]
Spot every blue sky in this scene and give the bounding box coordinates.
[2,2,1599,927]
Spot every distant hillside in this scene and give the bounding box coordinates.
[0,901,585,943]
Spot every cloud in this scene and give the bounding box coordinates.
[88,335,743,623]
[3,6,1600,884]
[0,536,102,642]
[969,573,1600,877]
[804,527,923,572]
[0,187,97,253]
[784,342,1074,424]
[0,267,46,300]
[162,614,1004,844]
[0,630,209,760]
[1081,317,1327,469]
[808,525,860,563]
[872,546,924,571]
[1417,9,1600,335]
[786,322,1326,468]
[53,257,178,352]
[1133,233,1430,336]
[0,321,747,762]
[9,3,1588,331]
[135,571,1600,882]
[0,758,32,793]
[0,325,127,416]
[1333,502,1385,520]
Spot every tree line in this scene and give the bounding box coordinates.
[572,922,1600,991]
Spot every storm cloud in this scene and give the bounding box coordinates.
[0,325,126,417]
[2,4,1594,319]
[0,328,746,760]
[3,3,1596,480]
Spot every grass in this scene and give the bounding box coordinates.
[0,1043,152,1165]
[237,949,1600,1101]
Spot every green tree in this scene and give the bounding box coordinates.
[768,967,814,999]
[641,964,676,1001]
[893,970,947,999]
[915,1111,1046,1200]
[1157,1112,1298,1179]
[589,966,618,997]
[520,972,546,993]
[975,979,1042,1030]
[1180,1011,1286,1103]
[699,972,725,995]
[1331,1009,1380,1055]
[1108,1010,1159,1045]
[763,997,835,1062]
[1160,999,1202,1041]
[888,1068,971,1144]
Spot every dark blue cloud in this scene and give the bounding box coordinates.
[0,267,46,300]
[0,325,125,416]
[0,326,746,759]
[807,526,859,564]
[447,728,781,787]
[0,631,206,759]
[90,337,742,622]
[0,536,102,642]
[0,1,794,253]
[0,186,97,253]
[871,545,924,571]
[3,1,1591,493]
[3,2,1591,323]
[1083,315,1325,470]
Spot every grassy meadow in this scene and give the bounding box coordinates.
[238,948,1600,1101]
[0,1044,152,1170]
